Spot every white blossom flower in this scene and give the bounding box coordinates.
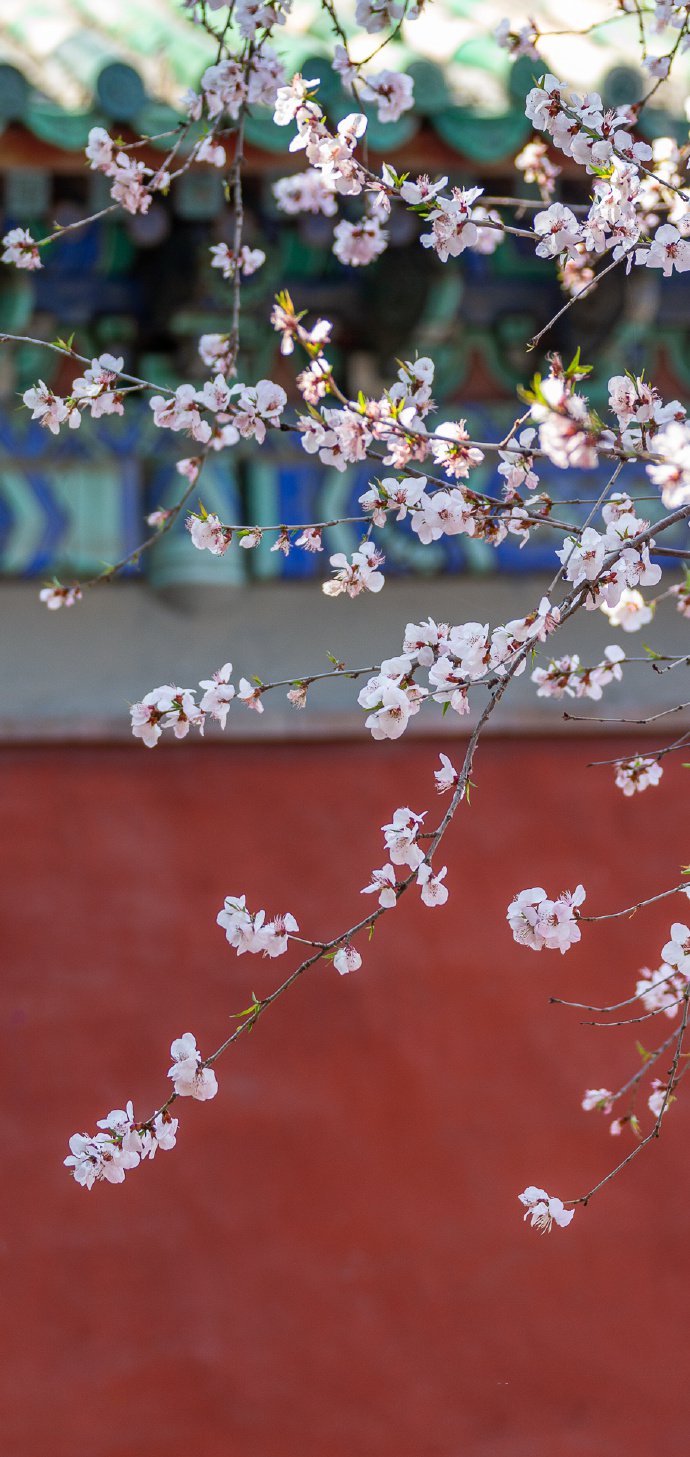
[197,137,227,168]
[199,663,235,728]
[635,962,686,1018]
[168,1032,218,1100]
[186,512,233,556]
[600,588,653,632]
[232,379,287,442]
[323,541,385,598]
[636,224,690,275]
[382,807,425,869]
[365,70,414,123]
[648,1077,672,1118]
[130,685,203,748]
[582,1088,614,1113]
[361,863,397,908]
[646,420,690,507]
[39,585,82,610]
[85,126,115,172]
[333,943,362,975]
[64,1129,140,1188]
[416,862,449,907]
[333,216,388,267]
[420,187,482,261]
[534,204,583,260]
[150,385,211,443]
[661,923,690,977]
[518,1186,574,1232]
[434,753,458,794]
[23,382,80,434]
[210,242,266,278]
[237,678,264,712]
[273,168,338,217]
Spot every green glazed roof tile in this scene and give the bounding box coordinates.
[24,96,102,148]
[0,0,689,166]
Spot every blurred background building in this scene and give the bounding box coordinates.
[2,0,690,601]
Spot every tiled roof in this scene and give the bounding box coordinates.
[0,0,688,161]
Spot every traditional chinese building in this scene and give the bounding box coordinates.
[2,0,690,589]
[3,6,690,1454]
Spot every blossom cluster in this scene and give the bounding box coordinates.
[186,44,287,129]
[217,895,299,957]
[18,0,690,1228]
[507,885,586,954]
[354,599,560,740]
[65,1101,178,1189]
[130,663,247,746]
[614,756,663,796]
[635,924,690,1018]
[332,46,415,124]
[22,355,125,434]
[362,807,449,909]
[150,376,287,451]
[520,70,690,289]
[531,645,625,701]
[1,227,42,270]
[85,127,169,215]
[555,495,661,611]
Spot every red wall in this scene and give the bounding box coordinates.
[3,739,690,1455]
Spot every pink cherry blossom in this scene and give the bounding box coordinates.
[615,757,663,796]
[333,216,388,267]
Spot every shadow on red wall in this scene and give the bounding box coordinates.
[2,738,689,1456]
